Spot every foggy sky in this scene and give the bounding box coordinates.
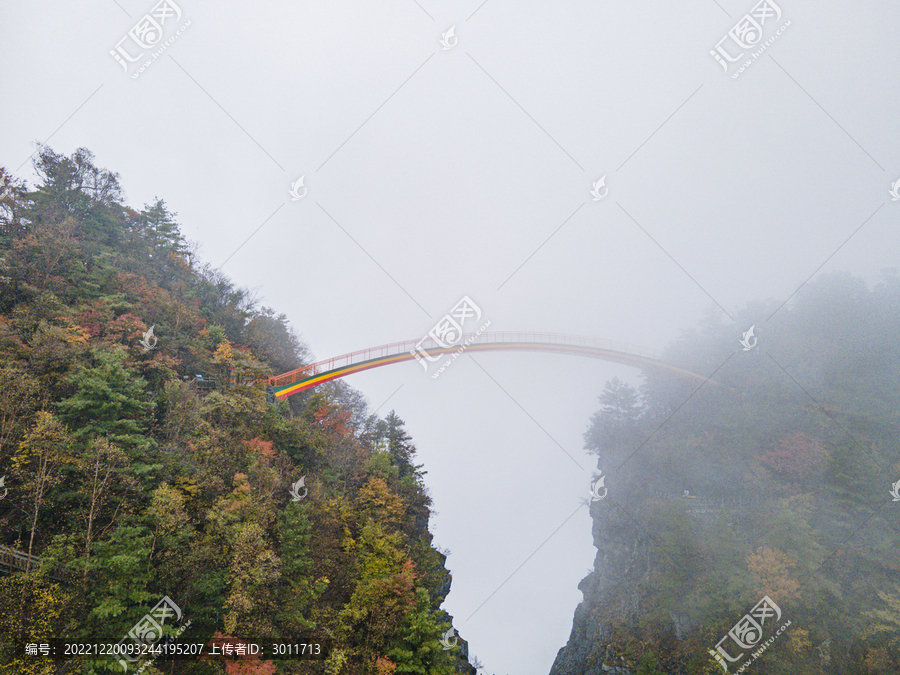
[2,0,899,672]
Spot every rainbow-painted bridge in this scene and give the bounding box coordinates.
[267,331,713,401]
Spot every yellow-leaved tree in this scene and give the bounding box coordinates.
[0,576,70,675]
[12,411,74,565]
[864,581,900,651]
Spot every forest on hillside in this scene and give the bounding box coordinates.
[3,146,898,675]
[0,147,477,674]
[552,270,900,674]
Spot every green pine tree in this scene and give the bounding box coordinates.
[55,348,155,454]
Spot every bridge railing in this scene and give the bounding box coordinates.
[269,332,665,388]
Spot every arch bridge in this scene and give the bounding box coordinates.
[267,331,713,401]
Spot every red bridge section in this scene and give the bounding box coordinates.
[268,331,714,401]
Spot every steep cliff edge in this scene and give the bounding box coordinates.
[547,275,900,674]
[549,486,769,675]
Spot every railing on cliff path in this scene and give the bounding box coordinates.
[0,545,71,581]
[648,492,769,515]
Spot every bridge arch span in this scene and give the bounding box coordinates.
[268,331,713,401]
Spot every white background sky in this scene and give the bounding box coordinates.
[2,0,899,672]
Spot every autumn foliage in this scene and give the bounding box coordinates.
[0,148,471,675]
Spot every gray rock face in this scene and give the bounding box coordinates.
[549,489,764,675]
[549,498,647,675]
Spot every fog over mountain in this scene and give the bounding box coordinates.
[1,0,899,673]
